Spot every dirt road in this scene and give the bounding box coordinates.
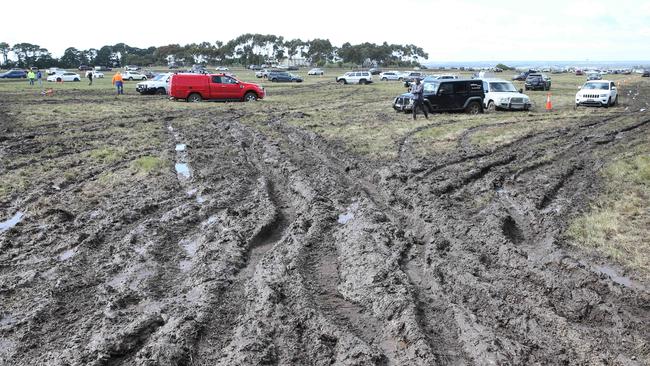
[1,83,649,365]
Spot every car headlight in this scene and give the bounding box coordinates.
[498,97,509,104]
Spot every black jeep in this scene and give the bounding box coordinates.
[393,79,485,114]
[524,73,551,91]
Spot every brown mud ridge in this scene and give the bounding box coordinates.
[1,85,650,365]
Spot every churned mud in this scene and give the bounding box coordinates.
[1,84,649,366]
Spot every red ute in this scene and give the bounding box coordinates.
[169,73,265,102]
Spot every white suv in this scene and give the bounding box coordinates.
[136,73,172,95]
[575,80,618,108]
[122,71,147,81]
[482,78,531,112]
[336,71,373,85]
[379,71,401,81]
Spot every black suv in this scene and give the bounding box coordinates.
[524,73,551,91]
[268,71,303,82]
[393,79,485,114]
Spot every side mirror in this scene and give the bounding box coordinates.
[578,86,582,90]
[519,88,523,94]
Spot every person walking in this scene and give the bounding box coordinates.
[87,70,93,86]
[36,70,43,87]
[410,78,428,120]
[112,71,123,95]
[27,70,36,86]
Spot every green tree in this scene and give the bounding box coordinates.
[0,42,10,66]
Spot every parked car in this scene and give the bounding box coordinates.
[215,66,229,71]
[512,72,529,81]
[85,70,104,78]
[307,68,324,75]
[268,71,303,82]
[379,71,401,81]
[575,80,618,108]
[122,71,147,81]
[169,73,265,102]
[255,69,275,78]
[285,66,299,71]
[248,64,262,70]
[369,67,382,75]
[336,71,373,85]
[136,73,172,95]
[524,73,551,90]
[47,72,81,82]
[124,65,140,71]
[575,69,584,76]
[401,71,425,82]
[94,66,112,71]
[482,78,531,112]
[78,65,93,71]
[393,79,484,114]
[586,72,602,81]
[46,67,65,75]
[0,70,27,78]
[142,69,156,79]
[642,70,650,77]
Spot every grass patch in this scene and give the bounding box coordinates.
[131,156,166,175]
[89,147,127,163]
[567,152,650,278]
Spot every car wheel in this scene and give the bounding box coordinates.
[156,88,166,95]
[271,78,276,82]
[465,101,482,115]
[187,93,202,103]
[338,79,346,85]
[614,95,618,105]
[398,77,403,81]
[244,92,257,102]
[486,101,495,113]
[381,77,387,81]
[56,78,61,82]
[359,79,367,85]
[129,77,133,81]
[74,78,80,82]
[605,98,611,108]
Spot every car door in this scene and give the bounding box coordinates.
[610,81,617,101]
[431,82,454,110]
[219,75,243,99]
[453,81,468,109]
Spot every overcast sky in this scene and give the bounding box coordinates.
[3,0,649,61]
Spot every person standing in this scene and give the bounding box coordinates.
[87,70,93,86]
[410,78,428,120]
[112,71,123,95]
[36,70,43,87]
[27,70,36,85]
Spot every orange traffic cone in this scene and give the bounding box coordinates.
[545,93,552,111]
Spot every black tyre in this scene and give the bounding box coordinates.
[129,77,133,81]
[244,92,257,102]
[359,79,367,85]
[338,79,346,85]
[187,93,202,102]
[605,98,610,108]
[614,95,618,105]
[465,101,481,114]
[74,78,80,82]
[271,78,277,82]
[156,88,166,95]
[486,100,495,113]
[381,77,387,81]
[56,77,61,82]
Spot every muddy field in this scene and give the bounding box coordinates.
[1,74,650,365]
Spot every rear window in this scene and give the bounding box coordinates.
[454,82,467,94]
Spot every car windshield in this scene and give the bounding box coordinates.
[582,82,609,90]
[489,82,517,92]
[152,74,166,81]
[423,81,439,93]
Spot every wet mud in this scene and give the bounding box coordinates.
[1,83,650,366]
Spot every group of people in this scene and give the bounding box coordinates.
[26,70,43,86]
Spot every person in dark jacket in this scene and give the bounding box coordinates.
[87,70,93,85]
[410,78,428,120]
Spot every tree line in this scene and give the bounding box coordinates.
[0,34,428,69]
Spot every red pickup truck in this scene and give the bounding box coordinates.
[169,73,265,102]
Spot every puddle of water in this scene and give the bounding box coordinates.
[640,108,646,112]
[0,314,17,328]
[187,188,197,196]
[337,212,354,224]
[0,212,24,232]
[133,246,146,255]
[196,195,205,204]
[58,248,76,261]
[167,125,173,132]
[596,266,634,287]
[180,238,199,257]
[175,144,186,152]
[175,163,191,179]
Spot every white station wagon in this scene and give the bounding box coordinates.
[482,78,531,111]
[46,72,81,82]
[575,80,618,108]
[336,71,373,85]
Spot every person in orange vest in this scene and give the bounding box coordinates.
[112,71,124,95]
